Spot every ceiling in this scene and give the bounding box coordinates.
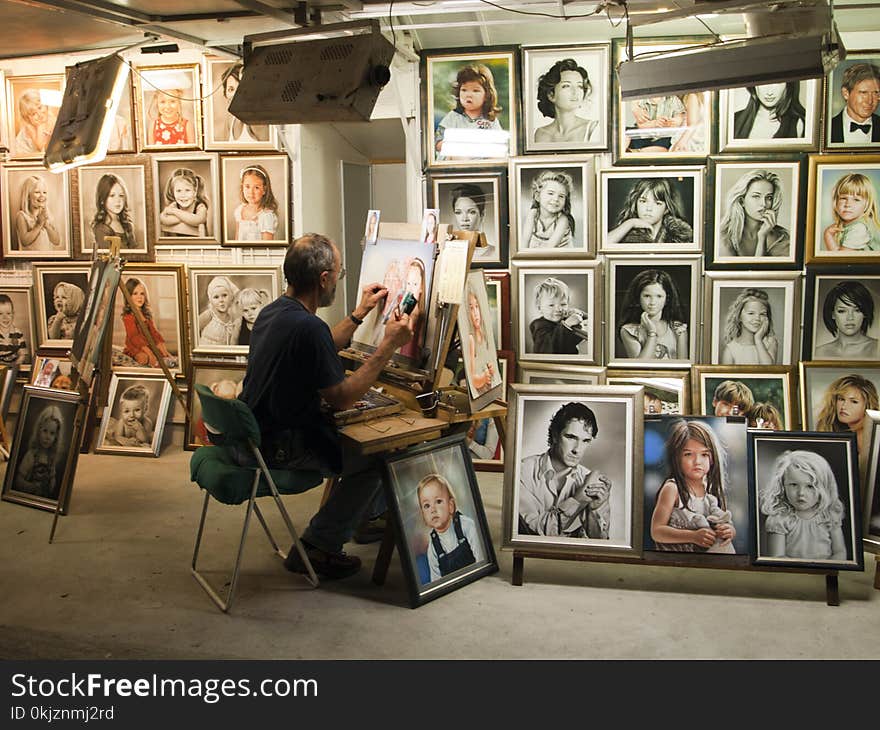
[2,0,879,61]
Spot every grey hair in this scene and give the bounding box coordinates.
[284,233,336,293]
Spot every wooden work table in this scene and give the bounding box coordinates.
[338,408,447,455]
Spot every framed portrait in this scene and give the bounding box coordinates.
[1,386,83,514]
[72,156,152,258]
[203,57,275,151]
[605,254,701,368]
[824,52,880,151]
[612,38,713,163]
[707,157,802,268]
[383,434,498,608]
[457,271,504,410]
[65,61,135,155]
[719,79,820,152]
[606,369,690,415]
[863,409,880,553]
[96,374,173,457]
[483,270,511,351]
[502,384,644,558]
[749,430,863,570]
[69,257,121,387]
[805,153,880,264]
[705,271,801,366]
[220,154,290,246]
[152,152,221,245]
[642,415,749,556]
[422,48,517,168]
[189,265,281,356]
[350,237,437,369]
[519,362,606,386]
[0,69,6,150]
[459,351,512,472]
[32,263,92,349]
[599,166,703,253]
[1,164,70,259]
[693,365,797,430]
[0,365,16,416]
[0,284,37,374]
[110,264,189,378]
[426,169,508,267]
[513,260,600,364]
[799,362,880,439]
[31,354,75,391]
[3,73,65,160]
[185,361,247,450]
[134,63,202,152]
[803,268,880,362]
[509,154,595,257]
[364,210,380,245]
[521,43,610,153]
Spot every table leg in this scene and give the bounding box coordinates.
[874,556,879,591]
[372,521,396,586]
[825,573,840,606]
[512,553,524,586]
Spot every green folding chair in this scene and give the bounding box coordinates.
[189,383,321,612]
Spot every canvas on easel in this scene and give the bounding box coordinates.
[70,256,121,388]
[456,270,504,412]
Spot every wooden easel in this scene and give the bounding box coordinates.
[49,238,186,542]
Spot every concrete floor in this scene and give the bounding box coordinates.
[1,426,879,660]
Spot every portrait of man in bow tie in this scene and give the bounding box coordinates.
[829,60,880,147]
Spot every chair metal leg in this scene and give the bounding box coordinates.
[191,470,261,613]
[251,443,319,588]
[253,502,283,557]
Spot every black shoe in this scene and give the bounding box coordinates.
[284,540,362,580]
[353,515,388,545]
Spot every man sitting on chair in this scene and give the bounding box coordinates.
[239,233,417,579]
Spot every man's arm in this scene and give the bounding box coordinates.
[320,307,417,411]
[330,282,387,351]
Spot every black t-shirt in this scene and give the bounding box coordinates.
[239,295,345,472]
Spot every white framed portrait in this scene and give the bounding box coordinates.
[1,164,70,259]
[719,80,820,152]
[3,73,64,161]
[709,158,801,267]
[605,254,701,369]
[203,57,276,151]
[134,63,202,152]
[521,43,610,153]
[502,384,644,558]
[188,265,281,356]
[705,271,801,367]
[457,271,503,409]
[96,374,173,457]
[513,260,600,365]
[74,159,150,256]
[599,166,702,253]
[427,169,507,267]
[606,369,690,416]
[152,152,221,245]
[804,270,880,362]
[825,52,880,151]
[693,365,797,430]
[805,154,880,264]
[509,154,595,258]
[612,38,713,163]
[220,154,290,246]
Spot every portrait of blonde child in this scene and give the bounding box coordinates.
[398,258,426,362]
[198,276,242,346]
[0,294,28,366]
[111,384,154,448]
[14,88,57,156]
[417,473,485,583]
[650,419,736,553]
[522,170,575,249]
[121,278,175,368]
[236,287,270,346]
[822,173,880,252]
[720,288,779,365]
[159,168,209,238]
[464,283,500,396]
[15,175,61,252]
[760,449,846,560]
[529,276,588,355]
[750,402,784,430]
[47,282,85,340]
[618,269,688,360]
[233,165,279,241]
[91,173,136,250]
[434,63,503,160]
[14,404,64,499]
[148,86,194,146]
